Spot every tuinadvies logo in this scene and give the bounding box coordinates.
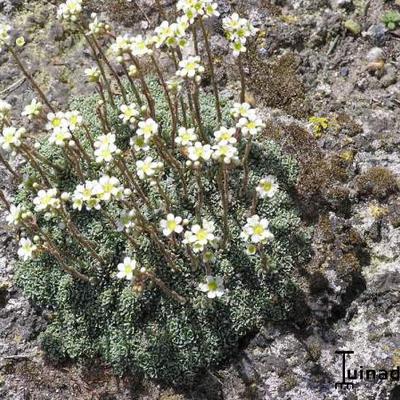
[335,350,400,389]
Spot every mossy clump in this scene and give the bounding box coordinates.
[14,84,310,384]
[356,167,399,200]
[245,50,312,119]
[264,121,351,218]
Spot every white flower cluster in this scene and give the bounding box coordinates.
[71,175,126,211]
[110,34,152,63]
[0,126,24,151]
[212,127,238,164]
[88,13,111,37]
[231,102,265,137]
[94,133,118,163]
[0,24,11,52]
[222,13,258,57]
[177,0,219,23]
[153,17,189,49]
[57,0,83,22]
[176,56,204,82]
[0,99,12,123]
[117,256,146,281]
[46,111,83,147]
[33,188,61,212]
[22,99,43,120]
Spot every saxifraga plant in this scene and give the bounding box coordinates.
[0,0,310,383]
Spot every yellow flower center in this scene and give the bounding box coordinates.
[103,183,113,193]
[52,118,61,128]
[253,225,264,235]
[124,265,132,274]
[262,182,272,192]
[196,229,208,241]
[167,220,177,231]
[208,281,218,291]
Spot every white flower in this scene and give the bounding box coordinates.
[49,126,71,147]
[230,102,252,119]
[256,176,279,199]
[187,141,213,162]
[230,40,246,57]
[137,118,158,142]
[154,21,174,48]
[119,103,139,126]
[110,34,133,61]
[223,13,258,43]
[85,67,101,83]
[6,204,23,225]
[94,133,118,163]
[212,140,238,164]
[116,209,136,232]
[33,189,60,212]
[222,13,258,56]
[117,256,138,280]
[88,13,111,36]
[130,34,152,57]
[94,175,123,201]
[198,275,225,298]
[236,111,265,137]
[65,111,83,131]
[213,126,237,144]
[176,56,204,80]
[154,18,188,49]
[167,77,183,93]
[72,181,100,211]
[0,24,11,51]
[183,219,215,253]
[130,135,150,153]
[175,127,197,146]
[204,2,219,18]
[160,213,184,236]
[21,99,43,119]
[177,0,218,23]
[136,156,158,180]
[0,99,12,122]
[17,238,37,261]
[0,126,24,151]
[240,215,274,244]
[46,112,68,131]
[57,0,83,22]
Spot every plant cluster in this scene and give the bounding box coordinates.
[0,0,309,382]
[382,10,400,30]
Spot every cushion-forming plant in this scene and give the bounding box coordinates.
[0,0,310,383]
